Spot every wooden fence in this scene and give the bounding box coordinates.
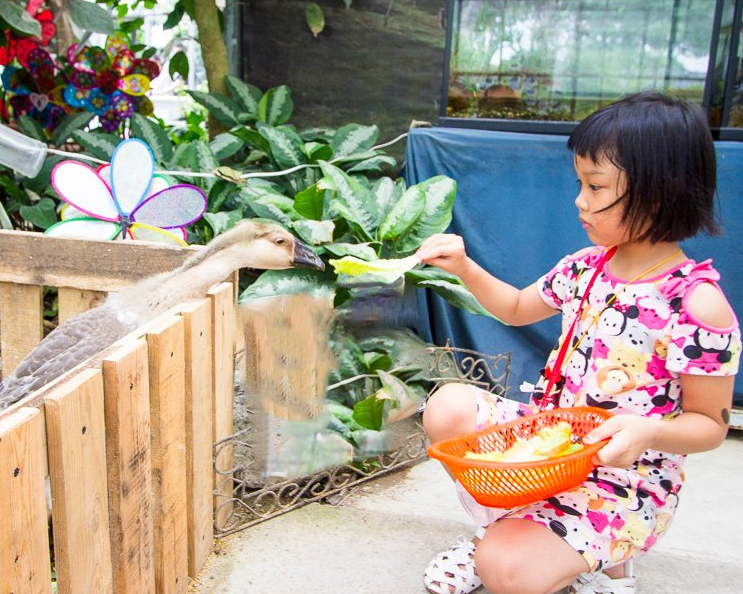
[0,230,236,594]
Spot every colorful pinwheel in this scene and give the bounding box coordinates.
[0,0,56,68]
[46,138,207,246]
[1,47,69,133]
[63,33,160,132]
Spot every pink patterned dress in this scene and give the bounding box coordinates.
[459,247,741,571]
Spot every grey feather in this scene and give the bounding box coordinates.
[0,220,323,411]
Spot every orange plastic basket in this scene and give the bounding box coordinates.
[427,407,612,508]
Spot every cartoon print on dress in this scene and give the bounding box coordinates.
[609,539,636,563]
[562,344,591,401]
[593,340,651,397]
[682,327,738,374]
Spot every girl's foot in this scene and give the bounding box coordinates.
[568,561,636,594]
[423,529,485,594]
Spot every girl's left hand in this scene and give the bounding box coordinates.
[583,414,662,468]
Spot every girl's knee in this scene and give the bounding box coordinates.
[422,383,477,441]
[475,541,532,594]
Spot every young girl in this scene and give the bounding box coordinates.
[416,91,741,594]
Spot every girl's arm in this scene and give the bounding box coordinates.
[416,233,557,326]
[586,283,736,467]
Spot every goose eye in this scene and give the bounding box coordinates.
[275,237,286,245]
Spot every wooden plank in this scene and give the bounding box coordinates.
[45,367,114,594]
[0,230,198,292]
[0,281,43,376]
[209,283,235,531]
[57,287,107,323]
[144,315,189,594]
[0,407,51,594]
[177,299,214,577]
[102,339,155,594]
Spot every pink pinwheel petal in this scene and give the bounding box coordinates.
[52,161,120,220]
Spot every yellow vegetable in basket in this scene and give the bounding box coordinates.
[464,421,584,463]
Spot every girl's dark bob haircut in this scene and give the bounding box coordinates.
[567,90,719,243]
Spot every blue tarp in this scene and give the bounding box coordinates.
[404,127,743,405]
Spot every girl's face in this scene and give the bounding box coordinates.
[573,154,631,246]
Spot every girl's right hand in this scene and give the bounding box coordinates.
[416,233,471,276]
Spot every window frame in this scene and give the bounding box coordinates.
[439,0,743,140]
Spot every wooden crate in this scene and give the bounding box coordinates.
[0,230,236,594]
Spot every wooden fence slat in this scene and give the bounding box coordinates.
[145,315,189,594]
[209,283,235,530]
[0,281,43,376]
[0,230,197,292]
[178,299,214,577]
[0,407,51,594]
[102,339,155,594]
[45,367,114,594]
[57,287,107,323]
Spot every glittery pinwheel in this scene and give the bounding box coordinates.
[1,47,69,133]
[46,138,207,246]
[0,0,56,68]
[63,33,160,132]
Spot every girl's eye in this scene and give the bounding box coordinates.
[589,184,601,191]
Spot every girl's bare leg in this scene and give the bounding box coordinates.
[423,382,479,443]
[476,518,589,594]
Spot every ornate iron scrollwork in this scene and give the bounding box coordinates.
[214,343,511,536]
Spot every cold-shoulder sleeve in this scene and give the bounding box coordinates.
[662,261,742,376]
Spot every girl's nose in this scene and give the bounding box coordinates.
[574,190,588,212]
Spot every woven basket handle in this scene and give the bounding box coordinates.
[538,246,617,411]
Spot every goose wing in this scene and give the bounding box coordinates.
[0,305,135,410]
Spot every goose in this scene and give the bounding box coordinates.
[0,220,325,410]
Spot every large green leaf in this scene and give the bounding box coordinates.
[239,269,332,301]
[394,176,456,253]
[352,390,389,431]
[292,219,334,245]
[378,184,425,242]
[372,177,403,219]
[322,242,378,260]
[258,85,293,126]
[225,75,262,119]
[0,0,41,36]
[19,197,57,229]
[168,50,189,80]
[209,132,244,161]
[68,0,115,35]
[293,183,325,220]
[346,155,396,173]
[327,199,374,242]
[407,268,497,319]
[229,126,271,154]
[190,140,218,193]
[71,130,118,161]
[318,161,379,236]
[53,112,94,146]
[17,115,45,142]
[330,124,378,157]
[130,113,173,163]
[256,122,306,169]
[186,91,241,126]
[204,210,243,235]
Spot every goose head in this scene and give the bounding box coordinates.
[184,220,325,272]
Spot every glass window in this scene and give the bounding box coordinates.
[442,0,740,136]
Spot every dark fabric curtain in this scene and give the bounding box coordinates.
[404,127,743,405]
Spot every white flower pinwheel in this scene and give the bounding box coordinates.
[46,138,207,245]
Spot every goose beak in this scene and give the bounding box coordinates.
[292,239,325,271]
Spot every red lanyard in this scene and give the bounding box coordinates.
[538,246,617,411]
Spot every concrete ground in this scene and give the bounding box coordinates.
[190,431,743,594]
